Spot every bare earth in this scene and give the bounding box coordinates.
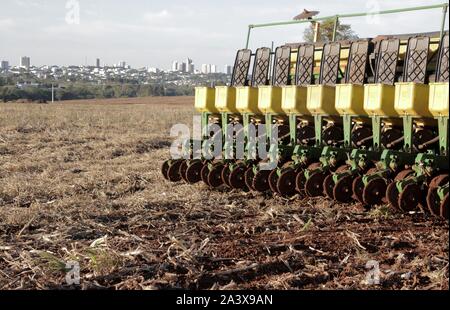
[0,97,448,290]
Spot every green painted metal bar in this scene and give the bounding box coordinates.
[332,16,339,42]
[245,26,252,50]
[245,3,448,48]
[440,4,448,40]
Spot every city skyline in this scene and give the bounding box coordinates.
[0,0,448,69]
[0,55,232,74]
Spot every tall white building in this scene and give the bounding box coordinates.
[211,65,217,74]
[179,62,187,73]
[201,64,208,74]
[172,61,179,72]
[186,58,194,73]
[1,61,9,71]
[188,63,194,73]
[224,65,232,75]
[20,56,31,69]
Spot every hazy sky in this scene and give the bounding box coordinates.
[0,0,448,69]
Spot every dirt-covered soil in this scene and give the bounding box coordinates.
[0,97,448,290]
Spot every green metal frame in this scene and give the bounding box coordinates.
[245,3,448,48]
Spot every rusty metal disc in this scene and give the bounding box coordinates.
[441,193,449,220]
[352,176,365,204]
[179,160,189,182]
[398,183,422,212]
[325,165,351,200]
[366,168,380,175]
[277,168,297,197]
[323,174,335,199]
[295,170,306,195]
[307,162,322,170]
[201,163,211,186]
[394,169,415,182]
[252,170,271,192]
[229,165,248,190]
[167,160,183,182]
[428,174,449,189]
[305,172,326,197]
[268,169,280,194]
[426,187,441,216]
[207,164,225,188]
[161,160,171,181]
[333,175,354,203]
[386,169,415,209]
[335,165,351,173]
[221,164,232,188]
[386,182,400,210]
[185,160,203,184]
[363,178,387,206]
[426,175,449,216]
[244,167,256,191]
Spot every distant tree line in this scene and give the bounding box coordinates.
[0,83,195,102]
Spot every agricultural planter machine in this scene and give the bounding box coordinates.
[162,3,449,220]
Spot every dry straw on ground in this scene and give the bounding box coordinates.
[0,97,448,290]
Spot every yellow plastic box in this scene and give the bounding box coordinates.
[215,86,238,113]
[428,82,449,117]
[235,86,261,114]
[194,87,218,113]
[281,86,309,115]
[306,85,337,115]
[363,84,398,117]
[335,84,366,116]
[258,86,285,114]
[394,82,431,117]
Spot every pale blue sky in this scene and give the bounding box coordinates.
[0,0,448,69]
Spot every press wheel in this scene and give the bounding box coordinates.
[333,175,354,203]
[352,176,365,204]
[185,160,203,184]
[295,170,306,196]
[305,171,326,197]
[207,164,225,188]
[252,170,271,192]
[323,174,335,199]
[167,160,183,182]
[386,169,415,210]
[201,163,211,186]
[161,160,171,181]
[229,165,248,190]
[268,169,280,194]
[426,175,449,216]
[363,178,387,206]
[221,164,232,188]
[277,168,297,197]
[244,167,256,191]
[179,160,189,182]
[398,183,422,212]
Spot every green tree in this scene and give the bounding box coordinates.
[303,19,358,42]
